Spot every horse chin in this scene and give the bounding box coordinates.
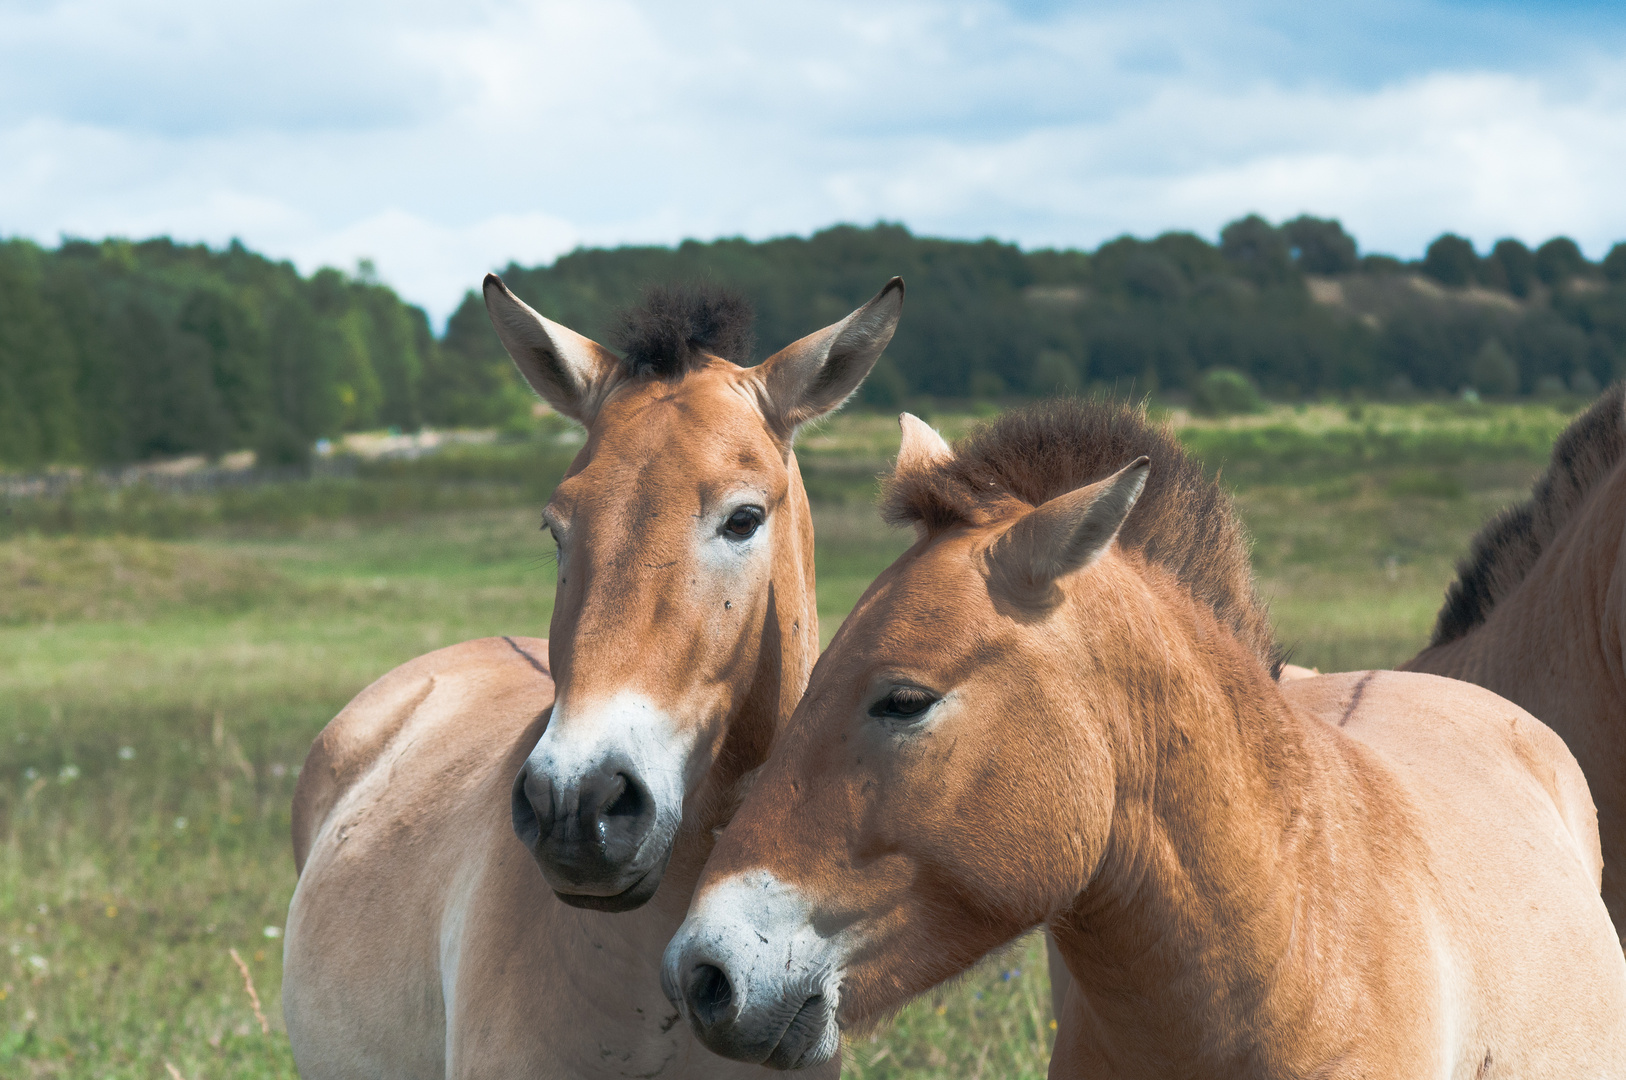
[549,851,671,912]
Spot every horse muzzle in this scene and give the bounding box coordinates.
[511,755,673,911]
[661,872,843,1069]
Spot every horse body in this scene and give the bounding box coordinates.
[1049,668,1621,1079]
[1405,385,1626,931]
[1044,667,1617,1077]
[1289,673,1611,1066]
[286,637,775,1078]
[284,279,902,1077]
[665,400,1626,1076]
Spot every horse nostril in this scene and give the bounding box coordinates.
[510,765,545,849]
[592,769,654,865]
[604,772,644,819]
[686,963,734,1029]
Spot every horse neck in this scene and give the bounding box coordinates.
[1052,571,1356,1068]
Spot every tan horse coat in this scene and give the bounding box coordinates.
[1051,669,1623,1078]
[1406,383,1626,934]
[664,402,1626,1077]
[285,636,790,1077]
[283,279,901,1077]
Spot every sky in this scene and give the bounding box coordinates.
[4,0,1626,322]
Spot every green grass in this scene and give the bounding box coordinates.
[0,401,1567,1077]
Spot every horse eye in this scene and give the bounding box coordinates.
[722,507,763,540]
[542,510,565,546]
[870,687,937,720]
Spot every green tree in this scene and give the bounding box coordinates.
[1422,234,1478,287]
[1281,216,1358,274]
[1220,216,1294,285]
[1513,313,1589,393]
[1483,239,1536,296]
[0,242,80,464]
[177,288,270,448]
[1604,243,1626,283]
[1534,237,1589,285]
[7,222,1626,470]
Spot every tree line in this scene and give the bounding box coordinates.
[0,237,519,468]
[5,221,1626,466]
[456,219,1626,409]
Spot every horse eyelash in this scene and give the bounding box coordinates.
[529,523,560,572]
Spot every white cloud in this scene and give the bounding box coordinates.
[290,209,580,308]
[2,0,1625,322]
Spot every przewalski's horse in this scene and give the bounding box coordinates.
[283,275,903,1078]
[1405,381,1626,935]
[664,399,1626,1076]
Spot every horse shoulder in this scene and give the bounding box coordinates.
[291,636,553,872]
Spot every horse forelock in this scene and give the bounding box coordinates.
[608,283,755,380]
[1429,380,1626,647]
[880,398,1280,674]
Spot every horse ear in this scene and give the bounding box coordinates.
[756,278,904,433]
[896,412,951,473]
[989,457,1149,596]
[483,274,621,423]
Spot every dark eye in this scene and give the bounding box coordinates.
[722,506,763,540]
[542,510,564,545]
[869,686,938,721]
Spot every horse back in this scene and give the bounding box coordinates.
[1286,670,1602,885]
[291,636,553,872]
[1284,671,1626,1068]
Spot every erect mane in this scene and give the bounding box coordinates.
[1428,381,1626,647]
[881,398,1280,673]
[608,283,755,379]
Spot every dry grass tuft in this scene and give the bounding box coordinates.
[229,948,269,1036]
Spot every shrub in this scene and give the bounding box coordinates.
[1193,369,1265,416]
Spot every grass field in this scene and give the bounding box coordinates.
[0,400,1579,1078]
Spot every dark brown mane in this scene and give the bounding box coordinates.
[882,398,1279,673]
[1428,381,1626,647]
[609,284,755,379]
